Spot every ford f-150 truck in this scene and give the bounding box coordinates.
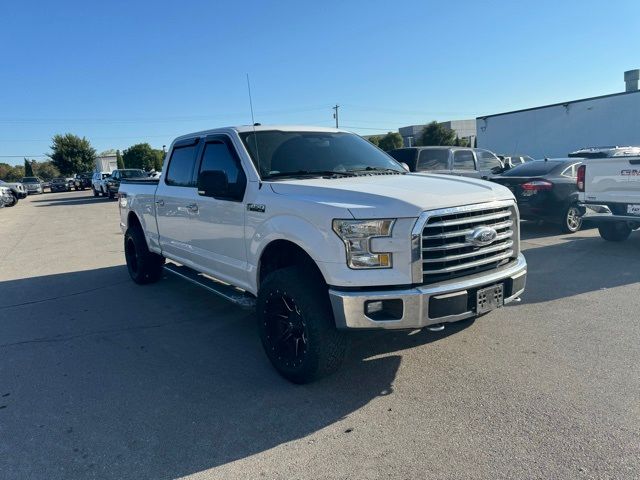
[119,125,527,383]
[578,154,640,241]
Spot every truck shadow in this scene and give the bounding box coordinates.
[0,266,467,479]
[31,196,112,207]
[519,233,640,304]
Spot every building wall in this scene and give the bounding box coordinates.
[399,119,477,147]
[477,91,640,158]
[95,155,118,173]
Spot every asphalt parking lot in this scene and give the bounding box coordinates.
[1,190,639,480]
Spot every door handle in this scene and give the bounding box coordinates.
[186,203,199,213]
[155,199,165,207]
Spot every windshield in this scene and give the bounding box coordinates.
[120,170,146,178]
[52,178,66,183]
[22,177,38,183]
[239,131,404,179]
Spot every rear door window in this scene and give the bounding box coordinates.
[166,140,199,187]
[418,149,449,170]
[453,150,475,170]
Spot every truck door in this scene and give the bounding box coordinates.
[451,149,480,178]
[155,137,202,265]
[188,135,249,287]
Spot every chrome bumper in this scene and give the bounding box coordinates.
[329,253,527,330]
[578,203,640,223]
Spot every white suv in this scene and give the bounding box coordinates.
[92,171,111,197]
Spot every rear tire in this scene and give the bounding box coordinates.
[257,266,349,383]
[561,205,582,233]
[598,222,632,242]
[124,226,165,284]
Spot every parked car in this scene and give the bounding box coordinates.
[92,171,111,196]
[0,180,27,206]
[50,177,72,192]
[41,180,50,192]
[491,158,584,233]
[104,169,146,199]
[0,185,13,207]
[499,155,535,169]
[388,146,505,179]
[73,173,93,190]
[577,151,640,241]
[21,176,44,194]
[119,125,527,383]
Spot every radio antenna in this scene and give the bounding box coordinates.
[246,74,262,179]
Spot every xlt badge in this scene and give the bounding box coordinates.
[247,203,266,213]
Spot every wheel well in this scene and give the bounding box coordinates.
[127,212,142,232]
[258,240,325,288]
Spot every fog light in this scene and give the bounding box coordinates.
[364,299,403,321]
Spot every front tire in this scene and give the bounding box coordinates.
[124,226,165,284]
[257,266,349,383]
[598,222,632,242]
[561,205,582,233]
[5,193,17,207]
[92,187,99,197]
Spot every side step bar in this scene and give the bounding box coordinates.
[163,263,256,310]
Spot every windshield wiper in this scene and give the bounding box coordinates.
[266,170,357,179]
[350,167,404,174]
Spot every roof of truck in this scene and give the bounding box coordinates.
[173,125,347,142]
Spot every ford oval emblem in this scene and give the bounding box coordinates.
[467,226,498,247]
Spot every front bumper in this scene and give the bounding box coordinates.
[578,203,640,224]
[329,253,527,330]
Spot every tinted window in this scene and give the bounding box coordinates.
[453,150,475,170]
[199,140,246,200]
[120,169,145,178]
[166,144,198,186]
[240,131,403,178]
[476,150,502,170]
[22,177,38,183]
[502,161,566,176]
[418,149,449,170]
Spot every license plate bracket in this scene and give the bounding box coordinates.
[476,284,504,314]
[626,204,640,216]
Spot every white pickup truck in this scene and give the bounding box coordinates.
[577,154,640,241]
[118,125,527,382]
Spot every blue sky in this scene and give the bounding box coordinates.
[1,0,638,164]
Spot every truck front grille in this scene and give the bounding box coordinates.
[421,204,516,284]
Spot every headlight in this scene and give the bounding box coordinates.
[332,219,395,269]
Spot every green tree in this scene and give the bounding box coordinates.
[0,163,26,182]
[24,159,34,176]
[122,143,164,171]
[420,121,456,146]
[33,161,60,181]
[116,149,125,169]
[48,134,97,175]
[377,132,403,152]
[367,135,381,147]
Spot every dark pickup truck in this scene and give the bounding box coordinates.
[104,169,147,199]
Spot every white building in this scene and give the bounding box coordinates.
[477,70,640,158]
[95,154,118,173]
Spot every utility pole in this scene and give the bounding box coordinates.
[332,104,339,128]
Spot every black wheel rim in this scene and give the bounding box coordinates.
[263,291,308,369]
[125,237,139,274]
[566,207,581,231]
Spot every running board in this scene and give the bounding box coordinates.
[163,263,256,310]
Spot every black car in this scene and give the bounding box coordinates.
[50,177,72,192]
[73,173,93,190]
[491,158,583,233]
[388,146,505,179]
[104,169,147,199]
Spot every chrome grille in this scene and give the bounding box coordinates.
[420,204,517,284]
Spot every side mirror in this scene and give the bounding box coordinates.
[198,170,229,197]
[401,162,410,172]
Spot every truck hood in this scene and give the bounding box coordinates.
[269,173,514,219]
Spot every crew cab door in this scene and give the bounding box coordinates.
[189,135,249,286]
[155,137,202,265]
[451,149,480,178]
